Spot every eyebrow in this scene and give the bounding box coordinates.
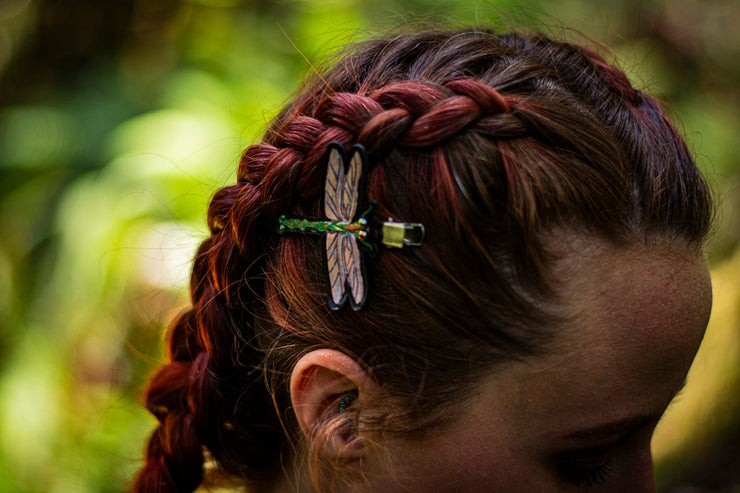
[565,375,691,440]
[561,377,690,442]
[562,415,656,441]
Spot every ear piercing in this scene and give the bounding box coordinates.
[338,390,358,430]
[338,389,358,413]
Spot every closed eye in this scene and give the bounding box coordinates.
[556,445,617,488]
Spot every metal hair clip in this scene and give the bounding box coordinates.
[278,142,424,310]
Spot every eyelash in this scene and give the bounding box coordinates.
[569,460,614,488]
[557,449,616,488]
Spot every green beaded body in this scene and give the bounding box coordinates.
[277,214,373,250]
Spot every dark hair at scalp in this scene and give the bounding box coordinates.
[132,28,712,492]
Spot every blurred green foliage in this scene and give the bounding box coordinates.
[0,0,737,491]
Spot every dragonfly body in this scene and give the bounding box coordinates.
[278,216,371,247]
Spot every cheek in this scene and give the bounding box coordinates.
[363,421,558,491]
[365,452,553,492]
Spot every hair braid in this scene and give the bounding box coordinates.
[238,78,529,194]
[133,337,206,492]
[134,176,288,491]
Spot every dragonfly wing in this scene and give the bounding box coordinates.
[324,144,344,221]
[326,232,346,308]
[342,233,365,308]
[342,146,363,220]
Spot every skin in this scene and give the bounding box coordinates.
[291,237,712,492]
[358,238,712,492]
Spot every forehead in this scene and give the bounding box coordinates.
[502,237,712,432]
[551,237,710,357]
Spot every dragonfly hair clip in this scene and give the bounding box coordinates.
[277,142,425,310]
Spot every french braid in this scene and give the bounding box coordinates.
[133,29,712,492]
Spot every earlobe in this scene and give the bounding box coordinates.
[290,349,376,458]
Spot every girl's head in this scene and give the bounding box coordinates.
[133,29,713,492]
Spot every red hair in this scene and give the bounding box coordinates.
[132,29,712,491]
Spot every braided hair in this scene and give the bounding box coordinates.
[132,29,712,492]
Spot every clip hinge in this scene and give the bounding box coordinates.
[381,221,425,248]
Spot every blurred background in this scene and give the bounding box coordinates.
[0,0,738,491]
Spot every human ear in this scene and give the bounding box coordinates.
[290,349,377,458]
